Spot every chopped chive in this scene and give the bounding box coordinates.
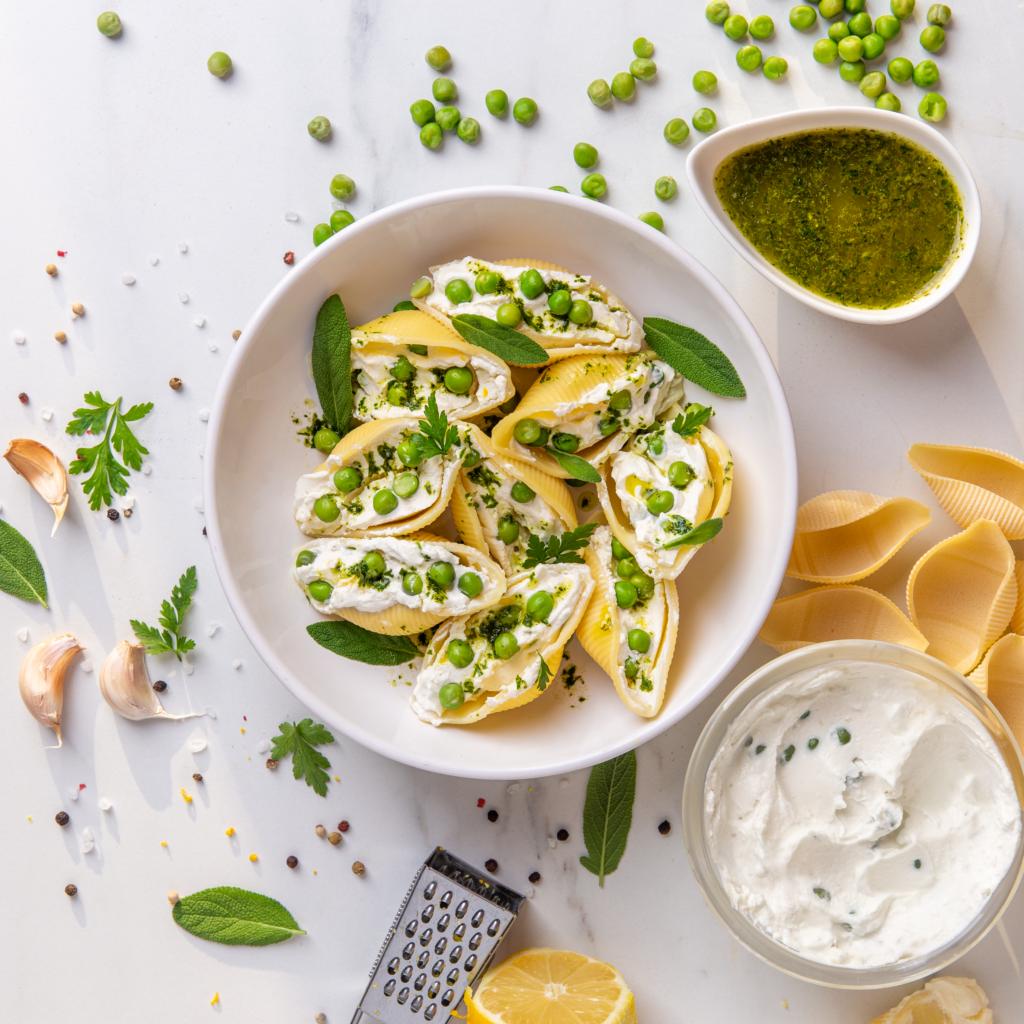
[813,887,830,900]
[836,727,852,745]
[808,737,819,750]
[799,710,810,720]
[914,859,922,869]
[755,744,766,754]
[782,744,795,762]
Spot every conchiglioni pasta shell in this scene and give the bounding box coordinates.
[577,528,678,718]
[758,584,928,655]
[351,309,513,421]
[907,443,1024,539]
[906,519,1017,674]
[969,634,1024,751]
[1012,561,1024,636]
[329,532,506,636]
[786,491,931,584]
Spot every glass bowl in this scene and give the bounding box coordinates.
[681,640,1024,989]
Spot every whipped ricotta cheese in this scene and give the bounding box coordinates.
[705,661,1022,968]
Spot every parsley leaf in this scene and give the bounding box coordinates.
[271,719,335,798]
[672,403,713,438]
[537,655,553,692]
[521,522,597,569]
[66,391,153,509]
[131,566,197,660]
[412,393,460,461]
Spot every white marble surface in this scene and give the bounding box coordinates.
[2,1,1022,1021]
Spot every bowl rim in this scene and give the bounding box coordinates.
[685,107,982,327]
[680,639,1024,989]
[203,185,798,778]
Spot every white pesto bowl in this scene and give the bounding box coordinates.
[686,107,981,326]
[204,187,797,779]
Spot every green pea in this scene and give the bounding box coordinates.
[654,176,677,202]
[664,118,691,145]
[410,99,436,126]
[630,572,655,600]
[386,383,406,406]
[723,14,748,39]
[552,432,580,453]
[668,461,696,488]
[705,1,730,25]
[476,271,500,295]
[628,629,652,653]
[362,551,387,579]
[611,72,635,101]
[461,446,482,468]
[876,92,901,111]
[445,279,472,305]
[312,223,334,247]
[512,270,542,301]
[581,173,607,198]
[494,631,519,660]
[693,108,717,133]
[647,436,664,455]
[314,427,340,454]
[436,105,461,131]
[829,21,851,41]
[295,550,316,567]
[574,142,598,168]
[890,0,915,18]
[750,15,775,39]
[439,682,466,708]
[630,58,657,81]
[861,33,885,60]
[497,515,520,544]
[763,55,788,79]
[314,495,340,522]
[510,481,535,503]
[913,59,939,86]
[624,658,639,679]
[633,37,655,58]
[428,561,456,589]
[334,466,363,492]
[736,45,763,72]
[432,77,457,102]
[457,118,480,144]
[308,580,333,602]
[789,5,817,30]
[458,572,483,598]
[839,59,866,81]
[446,642,474,671]
[373,489,398,515]
[526,590,554,621]
[445,366,474,394]
[587,79,613,107]
[638,211,664,231]
[496,302,522,327]
[813,38,840,63]
[837,35,863,61]
[403,572,423,596]
[692,70,718,94]
[498,395,519,415]
[849,12,872,36]
[875,14,902,39]
[513,97,538,125]
[548,290,572,316]
[425,45,451,71]
[615,580,638,608]
[97,11,122,36]
[329,174,355,200]
[486,89,508,116]
[920,24,944,50]
[927,4,951,26]
[398,441,424,470]
[859,71,886,99]
[888,56,914,82]
[420,122,443,149]
[329,211,354,236]
[393,472,419,499]
[820,0,844,16]
[305,116,329,140]
[568,299,593,324]
[611,536,629,560]
[646,490,675,515]
[918,91,946,122]
[617,556,639,579]
[598,416,619,437]
[390,355,416,382]
[410,277,433,299]
[208,51,233,78]
[845,0,866,11]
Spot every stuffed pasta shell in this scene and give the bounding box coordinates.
[577,526,678,718]
[294,417,462,538]
[414,256,642,363]
[490,351,684,479]
[597,404,733,579]
[411,563,595,726]
[351,309,513,422]
[449,426,578,574]
[294,533,505,635]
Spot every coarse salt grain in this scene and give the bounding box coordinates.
[548,838,557,849]
[232,659,242,670]
[98,798,112,811]
[206,622,220,637]
[194,498,204,511]
[81,659,93,674]
[80,827,95,853]
[68,786,79,802]
[507,783,521,794]
[122,496,135,510]
[198,444,205,458]
[178,292,189,303]
[559,779,569,788]
[257,740,271,754]
[205,706,217,719]
[41,409,53,421]
[149,256,159,266]
[207,341,218,352]
[142,464,152,475]
[194,316,205,327]
[121,273,135,285]
[178,242,188,253]
[525,885,536,898]
[12,330,26,344]
[189,738,207,754]
[17,627,29,642]
[184,663,194,676]
[198,409,210,422]
[285,211,299,221]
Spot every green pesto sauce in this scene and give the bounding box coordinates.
[714,128,962,309]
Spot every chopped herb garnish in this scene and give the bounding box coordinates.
[412,393,459,460]
[130,566,197,661]
[808,737,819,750]
[813,887,830,901]
[672,403,713,438]
[782,744,795,762]
[521,522,597,568]
[537,655,553,691]
[836,727,852,745]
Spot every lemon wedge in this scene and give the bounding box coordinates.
[467,947,637,1024]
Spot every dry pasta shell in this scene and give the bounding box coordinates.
[758,584,928,655]
[1012,560,1024,636]
[786,491,931,584]
[576,526,678,718]
[969,634,1024,752]
[350,309,513,422]
[906,519,1017,674]
[907,442,1024,539]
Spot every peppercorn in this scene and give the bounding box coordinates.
[71,302,84,316]
[124,508,132,517]
[556,828,569,842]
[337,820,349,832]
[328,831,342,845]
[528,871,541,883]
[55,331,67,343]
[202,526,207,536]
[46,263,57,276]
[55,811,70,826]
[18,393,28,404]
[153,680,167,692]
[487,809,498,822]
[107,508,120,521]
[286,855,298,869]
[315,824,327,837]
[352,861,365,875]
[484,859,498,873]
[169,377,183,390]
[265,757,278,769]
[192,772,203,782]
[65,883,78,897]
[658,819,671,835]
[232,330,241,340]
[315,1014,326,1024]
[283,251,295,265]
[167,890,180,905]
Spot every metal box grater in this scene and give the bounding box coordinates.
[351,847,525,1024]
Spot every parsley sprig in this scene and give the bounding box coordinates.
[66,391,153,510]
[131,566,197,661]
[271,719,335,797]
[522,522,597,569]
[412,393,460,461]
[672,403,713,438]
[537,655,553,692]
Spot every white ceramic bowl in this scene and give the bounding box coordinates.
[204,187,797,779]
[686,107,981,326]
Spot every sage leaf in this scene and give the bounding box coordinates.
[172,887,306,946]
[543,447,601,483]
[450,314,549,366]
[579,750,636,887]
[311,294,352,436]
[0,520,48,608]
[660,516,724,550]
[306,620,420,665]
[643,317,746,398]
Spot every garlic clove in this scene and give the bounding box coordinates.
[18,634,84,747]
[98,641,205,722]
[3,439,69,537]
